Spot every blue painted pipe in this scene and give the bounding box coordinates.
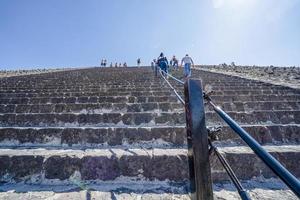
[211,103,300,198]
[238,191,252,200]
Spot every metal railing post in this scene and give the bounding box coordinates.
[184,79,213,200]
[155,65,158,77]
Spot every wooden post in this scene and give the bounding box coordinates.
[184,79,213,200]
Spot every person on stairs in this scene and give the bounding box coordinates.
[181,54,194,78]
[137,58,141,67]
[171,55,179,71]
[157,52,169,76]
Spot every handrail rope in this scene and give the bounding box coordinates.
[158,68,185,105]
[163,71,185,85]
[204,94,300,198]
[154,65,185,85]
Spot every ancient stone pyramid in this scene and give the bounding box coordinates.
[0,67,298,199]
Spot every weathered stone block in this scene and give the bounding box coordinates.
[10,156,44,180]
[133,113,152,125]
[0,156,10,177]
[14,105,29,113]
[85,128,108,145]
[44,156,81,180]
[81,156,120,180]
[0,105,15,113]
[141,103,158,111]
[127,104,142,112]
[107,128,122,145]
[103,113,122,124]
[119,155,150,177]
[150,154,188,181]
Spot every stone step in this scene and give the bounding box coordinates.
[211,145,300,181]
[205,110,300,126]
[0,83,169,89]
[1,81,290,90]
[0,182,298,200]
[215,124,300,145]
[210,85,294,90]
[208,83,290,87]
[1,110,298,127]
[1,101,298,114]
[0,148,188,183]
[0,112,185,127]
[202,79,285,84]
[0,102,183,114]
[1,94,299,105]
[210,90,299,95]
[0,96,180,104]
[0,82,165,88]
[0,84,292,91]
[0,145,298,183]
[1,87,298,94]
[173,72,264,83]
[0,126,187,148]
[1,89,299,98]
[0,78,165,83]
[210,94,300,102]
[206,101,300,112]
[0,84,171,90]
[0,88,176,94]
[0,85,178,94]
[0,91,181,98]
[0,125,299,148]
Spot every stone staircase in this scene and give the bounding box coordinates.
[0,67,299,199]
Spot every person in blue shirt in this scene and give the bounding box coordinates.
[157,52,169,76]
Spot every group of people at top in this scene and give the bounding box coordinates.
[100,59,107,67]
[152,53,194,78]
[100,59,127,67]
[101,54,194,76]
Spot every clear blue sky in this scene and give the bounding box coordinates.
[1,0,300,69]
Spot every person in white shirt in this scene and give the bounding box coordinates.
[181,54,194,78]
[180,54,195,78]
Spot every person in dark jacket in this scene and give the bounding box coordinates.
[137,58,141,67]
[157,52,168,76]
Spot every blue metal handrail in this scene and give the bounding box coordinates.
[204,95,300,198]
